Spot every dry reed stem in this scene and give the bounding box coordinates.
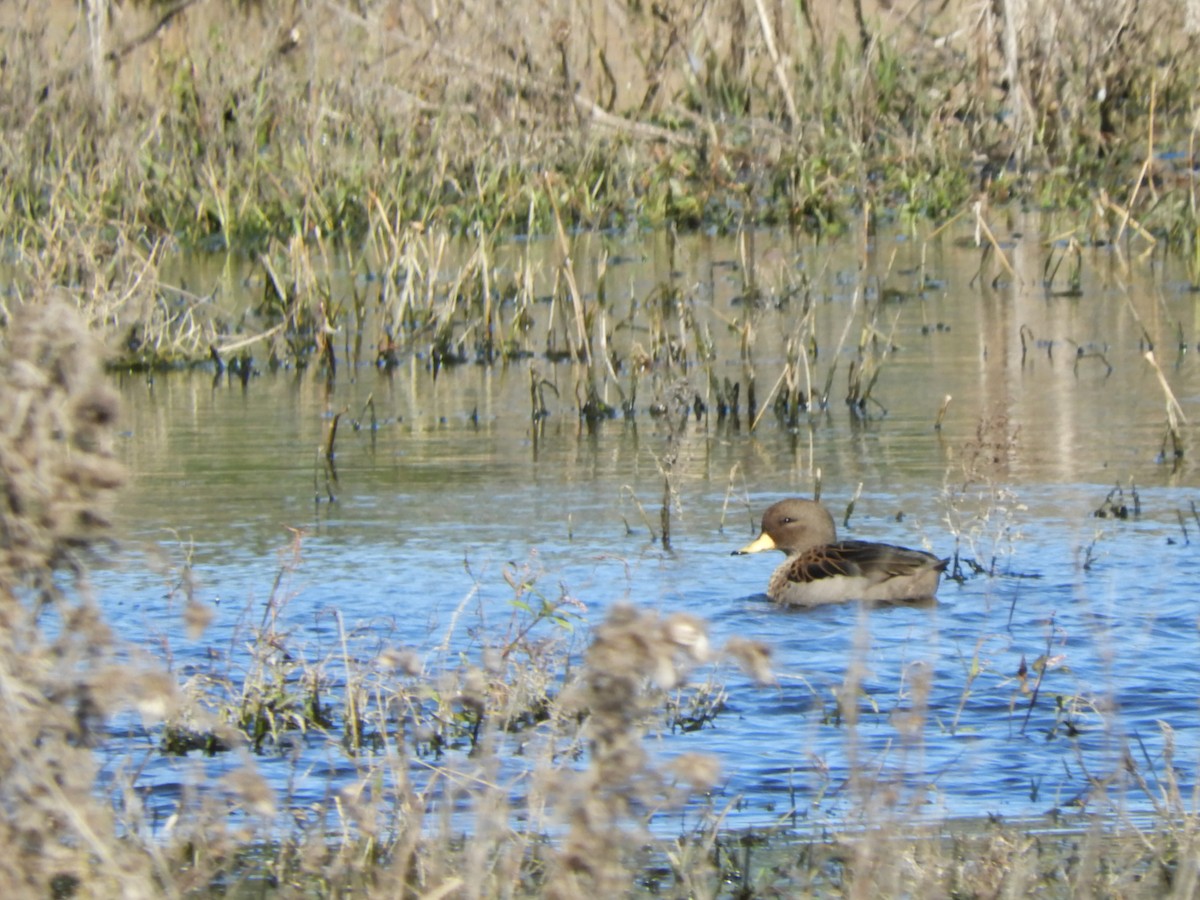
[1143,350,1188,426]
[972,201,1019,284]
[751,0,799,128]
[546,176,591,366]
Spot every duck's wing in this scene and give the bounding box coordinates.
[785,540,947,585]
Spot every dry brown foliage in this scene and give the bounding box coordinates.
[0,297,164,897]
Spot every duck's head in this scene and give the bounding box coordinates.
[732,498,837,556]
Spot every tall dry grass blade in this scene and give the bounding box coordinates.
[1144,350,1187,427]
[751,0,799,128]
[1115,76,1157,245]
[546,174,591,365]
[750,364,789,432]
[1145,350,1187,460]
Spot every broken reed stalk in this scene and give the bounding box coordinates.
[758,321,816,431]
[857,359,887,413]
[594,307,625,410]
[846,308,894,412]
[1042,240,1082,296]
[325,410,342,461]
[1019,324,1035,363]
[661,474,672,550]
[750,364,790,432]
[529,367,556,420]
[820,307,854,408]
[591,253,630,415]
[334,610,362,751]
[1144,350,1187,458]
[620,485,657,540]
[719,463,748,534]
[799,339,814,410]
[316,410,340,504]
[842,482,863,529]
[318,299,337,376]
[314,445,336,502]
[361,393,377,431]
[1020,614,1057,736]
[934,394,952,430]
[972,201,1018,284]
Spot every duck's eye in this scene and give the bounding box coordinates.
[780,517,793,524]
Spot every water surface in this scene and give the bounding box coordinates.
[99,216,1200,835]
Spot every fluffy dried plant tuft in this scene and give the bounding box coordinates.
[546,604,720,898]
[0,298,163,897]
[0,294,125,595]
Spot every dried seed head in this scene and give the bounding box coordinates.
[128,670,180,723]
[0,296,125,589]
[662,612,710,662]
[481,646,504,673]
[667,752,721,792]
[222,761,277,819]
[184,598,215,639]
[459,667,489,713]
[378,647,422,676]
[724,636,776,685]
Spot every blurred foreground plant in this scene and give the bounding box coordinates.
[0,296,169,896]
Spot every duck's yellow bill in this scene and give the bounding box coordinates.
[735,532,777,555]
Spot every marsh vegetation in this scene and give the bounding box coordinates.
[5,0,1200,896]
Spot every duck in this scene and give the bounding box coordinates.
[733,498,948,606]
